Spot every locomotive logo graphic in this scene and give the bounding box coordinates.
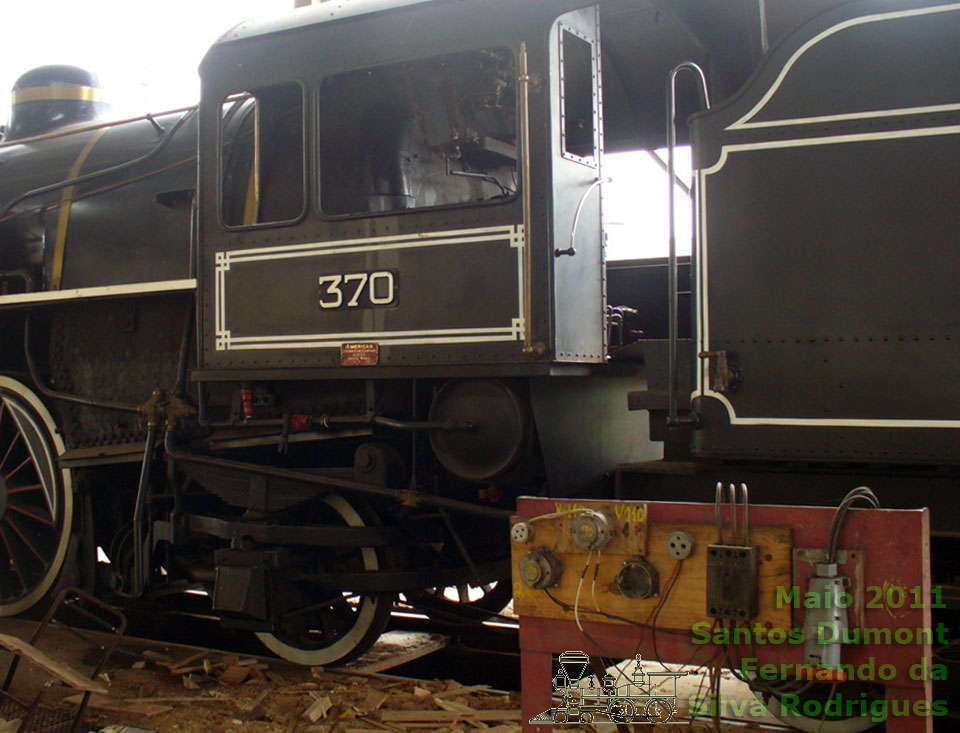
[529,651,689,725]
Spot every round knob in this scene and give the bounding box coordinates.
[518,548,563,589]
[571,510,612,551]
[616,557,659,599]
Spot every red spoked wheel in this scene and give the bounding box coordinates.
[0,377,73,616]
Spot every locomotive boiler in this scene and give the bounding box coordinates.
[0,2,956,718]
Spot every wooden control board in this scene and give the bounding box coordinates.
[510,501,793,632]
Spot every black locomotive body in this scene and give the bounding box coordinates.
[0,0,956,675]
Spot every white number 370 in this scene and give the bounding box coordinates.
[318,270,396,310]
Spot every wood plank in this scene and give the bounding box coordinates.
[434,698,475,714]
[511,512,793,632]
[329,631,448,674]
[433,683,491,699]
[166,650,206,672]
[0,633,106,693]
[303,696,333,722]
[64,693,172,716]
[218,665,251,684]
[360,691,389,712]
[380,709,522,722]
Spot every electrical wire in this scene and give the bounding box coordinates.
[815,681,839,733]
[687,639,724,725]
[574,551,593,633]
[650,559,684,672]
[542,589,691,638]
[721,487,878,729]
[590,549,602,613]
[725,617,815,697]
[827,486,879,564]
[604,557,686,688]
[710,657,722,732]
[525,508,591,523]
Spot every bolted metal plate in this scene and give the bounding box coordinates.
[706,543,759,620]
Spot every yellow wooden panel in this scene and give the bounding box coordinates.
[511,511,792,634]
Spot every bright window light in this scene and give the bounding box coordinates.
[1,0,292,125]
[603,147,693,261]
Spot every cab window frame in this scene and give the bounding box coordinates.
[558,23,599,168]
[217,79,309,231]
[316,46,520,221]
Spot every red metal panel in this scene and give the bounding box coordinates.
[516,497,933,732]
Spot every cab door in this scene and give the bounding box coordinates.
[550,6,604,363]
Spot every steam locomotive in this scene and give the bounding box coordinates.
[0,0,956,689]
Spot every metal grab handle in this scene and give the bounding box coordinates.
[666,62,710,427]
[556,177,611,257]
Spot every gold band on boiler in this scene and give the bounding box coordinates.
[52,128,109,289]
[12,85,103,104]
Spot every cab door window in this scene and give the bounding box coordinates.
[559,27,598,166]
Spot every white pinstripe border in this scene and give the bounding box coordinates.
[215,225,525,352]
[695,125,960,428]
[729,3,960,131]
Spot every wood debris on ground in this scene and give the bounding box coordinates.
[0,619,761,732]
[0,628,523,733]
[329,631,450,674]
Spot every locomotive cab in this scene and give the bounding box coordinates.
[196,1,611,374]
[191,0,706,506]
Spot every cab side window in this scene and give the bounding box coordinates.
[318,49,517,217]
[220,83,305,227]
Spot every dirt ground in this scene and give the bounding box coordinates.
[0,618,786,733]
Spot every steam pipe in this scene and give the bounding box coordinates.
[132,422,158,596]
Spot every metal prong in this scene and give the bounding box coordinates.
[739,483,750,545]
[728,483,737,544]
[715,482,725,544]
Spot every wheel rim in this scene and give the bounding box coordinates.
[645,698,673,723]
[408,576,512,621]
[256,493,390,665]
[0,378,72,616]
[609,699,634,723]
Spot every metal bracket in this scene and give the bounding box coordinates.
[699,350,735,393]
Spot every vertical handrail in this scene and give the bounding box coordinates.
[518,42,536,355]
[666,62,709,427]
[758,0,770,54]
